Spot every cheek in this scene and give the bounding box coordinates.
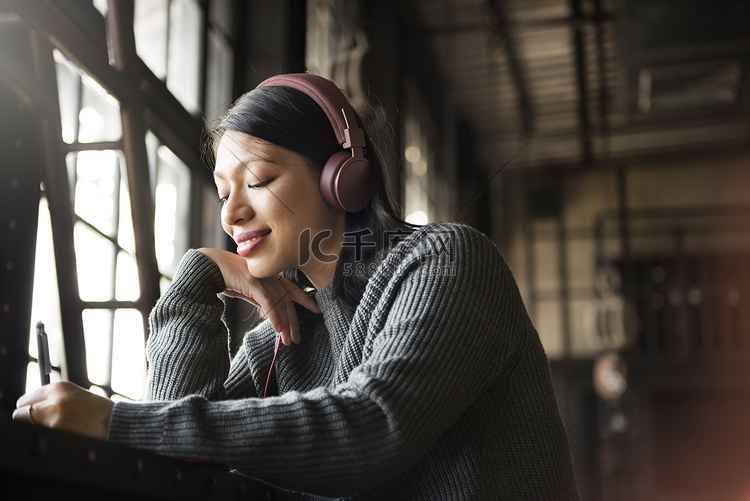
[277,184,321,216]
[267,199,292,223]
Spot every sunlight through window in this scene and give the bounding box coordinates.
[111,309,146,400]
[25,2,233,401]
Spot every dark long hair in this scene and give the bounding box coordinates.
[207,81,413,318]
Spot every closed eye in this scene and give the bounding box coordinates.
[216,178,273,204]
[249,179,272,189]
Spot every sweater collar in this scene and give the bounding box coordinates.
[311,283,351,345]
[309,246,390,339]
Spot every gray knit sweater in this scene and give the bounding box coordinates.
[107,223,579,500]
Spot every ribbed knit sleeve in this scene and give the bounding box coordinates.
[107,226,579,500]
[143,249,231,401]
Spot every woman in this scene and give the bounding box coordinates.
[14,74,579,499]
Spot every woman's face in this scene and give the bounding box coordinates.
[213,130,346,288]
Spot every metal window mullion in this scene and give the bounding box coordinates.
[192,0,209,248]
[106,1,161,340]
[62,140,122,152]
[112,154,123,259]
[102,155,124,395]
[67,59,84,207]
[164,0,173,88]
[30,32,90,387]
[83,300,138,309]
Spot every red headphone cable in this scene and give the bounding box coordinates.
[263,331,284,398]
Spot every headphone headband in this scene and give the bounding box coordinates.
[256,73,366,150]
[254,73,372,212]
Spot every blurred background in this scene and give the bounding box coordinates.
[1,1,749,499]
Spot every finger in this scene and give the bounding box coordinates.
[275,281,301,345]
[15,385,50,408]
[276,301,291,346]
[286,296,301,344]
[271,290,292,346]
[11,404,34,423]
[223,288,262,308]
[274,279,300,344]
[256,289,283,334]
[12,397,48,425]
[279,276,321,314]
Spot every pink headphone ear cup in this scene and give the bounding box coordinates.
[319,151,372,212]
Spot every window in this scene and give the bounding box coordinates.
[23,2,235,400]
[134,0,203,115]
[205,0,236,125]
[403,110,448,224]
[27,51,146,398]
[133,0,236,123]
[403,112,432,224]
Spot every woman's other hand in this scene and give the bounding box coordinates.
[198,248,320,345]
[12,381,114,439]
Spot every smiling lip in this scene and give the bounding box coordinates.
[235,230,271,257]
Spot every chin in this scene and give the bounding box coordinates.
[249,269,278,280]
[247,262,286,280]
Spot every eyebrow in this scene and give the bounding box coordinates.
[211,135,294,214]
[213,144,276,182]
[212,158,274,183]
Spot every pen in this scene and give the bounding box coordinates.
[36,321,51,385]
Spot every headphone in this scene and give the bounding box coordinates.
[256,73,372,212]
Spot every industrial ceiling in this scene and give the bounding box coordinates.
[412,0,750,172]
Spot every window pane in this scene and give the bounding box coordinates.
[403,112,437,224]
[160,276,172,295]
[110,393,133,403]
[82,309,113,386]
[155,146,191,277]
[72,150,119,236]
[134,0,169,79]
[90,385,108,397]
[167,0,203,114]
[111,309,146,399]
[117,170,136,254]
[54,50,81,144]
[306,0,339,76]
[205,29,233,125]
[29,197,63,369]
[92,0,108,17]
[155,182,178,272]
[78,74,121,143]
[74,222,116,301]
[115,251,140,301]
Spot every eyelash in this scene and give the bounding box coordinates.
[217,180,271,204]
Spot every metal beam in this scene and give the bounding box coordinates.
[29,32,90,387]
[487,0,534,134]
[423,13,616,36]
[570,0,593,167]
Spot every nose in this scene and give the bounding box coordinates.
[221,189,255,230]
